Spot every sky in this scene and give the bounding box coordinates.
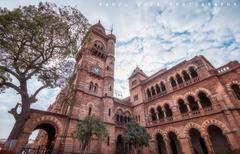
[0,0,240,139]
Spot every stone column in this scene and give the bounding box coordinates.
[179,137,192,154]
[202,134,214,154]
[163,108,167,118]
[156,109,159,120]
[52,136,62,154]
[149,140,157,154]
[165,139,171,154]
[186,103,191,112]
[196,99,202,109]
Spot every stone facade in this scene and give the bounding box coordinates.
[15,22,240,154]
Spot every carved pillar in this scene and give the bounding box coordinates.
[163,108,167,118]
[186,103,191,112]
[196,99,202,109]
[202,134,214,154]
[156,109,159,120]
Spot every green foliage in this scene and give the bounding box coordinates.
[123,123,150,151]
[0,2,90,93]
[73,115,108,151]
[0,2,90,139]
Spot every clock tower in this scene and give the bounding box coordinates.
[64,21,116,153]
[72,21,116,123]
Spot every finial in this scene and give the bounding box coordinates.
[111,24,113,34]
[98,20,101,24]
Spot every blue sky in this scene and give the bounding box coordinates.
[0,0,240,139]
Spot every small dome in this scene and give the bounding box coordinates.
[91,20,105,34]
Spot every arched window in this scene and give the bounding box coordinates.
[178,99,188,113]
[88,107,92,115]
[160,82,166,92]
[231,84,240,100]
[94,40,105,50]
[116,109,123,123]
[120,115,123,123]
[109,86,112,91]
[157,106,164,119]
[94,83,98,93]
[170,77,177,88]
[187,96,199,111]
[198,92,212,108]
[164,104,172,117]
[147,89,151,98]
[207,125,232,154]
[182,70,191,81]
[168,132,182,154]
[150,108,157,121]
[151,86,156,96]
[89,82,94,91]
[176,74,184,84]
[189,67,198,78]
[155,84,161,94]
[116,114,120,122]
[124,116,127,123]
[125,112,131,123]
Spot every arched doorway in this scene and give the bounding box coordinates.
[156,133,167,154]
[23,123,56,154]
[168,132,181,154]
[189,128,208,154]
[207,125,232,154]
[116,135,124,154]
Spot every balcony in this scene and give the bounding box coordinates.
[148,106,216,126]
[147,91,167,101]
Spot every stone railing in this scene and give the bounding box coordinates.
[147,91,167,101]
[217,61,239,75]
[148,106,216,126]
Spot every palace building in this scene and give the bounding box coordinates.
[15,22,240,154]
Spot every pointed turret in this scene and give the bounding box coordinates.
[91,20,105,34]
[129,66,147,79]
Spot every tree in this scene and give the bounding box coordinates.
[123,123,151,154]
[0,2,89,144]
[73,115,109,154]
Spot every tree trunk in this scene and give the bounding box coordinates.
[6,79,31,150]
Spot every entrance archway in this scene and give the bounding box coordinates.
[168,132,181,154]
[156,133,167,154]
[189,128,208,154]
[116,135,124,154]
[207,125,232,154]
[23,123,56,154]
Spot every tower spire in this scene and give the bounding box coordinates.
[111,24,113,34]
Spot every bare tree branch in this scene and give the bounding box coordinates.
[29,84,49,103]
[8,103,21,120]
[0,81,22,94]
